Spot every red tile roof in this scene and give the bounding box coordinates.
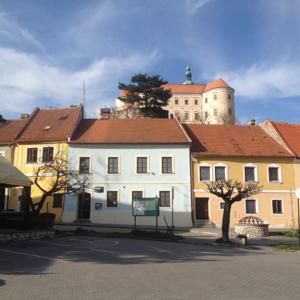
[270,121,300,158]
[183,124,293,157]
[71,118,190,144]
[17,106,83,143]
[0,119,29,145]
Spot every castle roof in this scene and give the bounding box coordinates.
[183,124,293,157]
[71,118,190,144]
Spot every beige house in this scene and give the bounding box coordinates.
[115,65,235,125]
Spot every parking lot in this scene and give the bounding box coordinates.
[0,234,300,300]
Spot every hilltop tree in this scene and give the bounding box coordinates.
[206,180,262,243]
[118,73,172,118]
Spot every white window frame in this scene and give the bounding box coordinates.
[271,199,284,215]
[41,146,55,163]
[25,145,57,165]
[157,189,172,208]
[243,163,258,182]
[213,163,228,181]
[131,190,145,203]
[135,155,150,175]
[106,190,119,208]
[198,163,212,182]
[160,155,175,175]
[77,155,92,174]
[25,146,39,165]
[106,155,120,175]
[245,198,259,215]
[184,111,190,121]
[267,164,282,183]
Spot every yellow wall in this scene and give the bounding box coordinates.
[193,156,298,229]
[10,142,68,223]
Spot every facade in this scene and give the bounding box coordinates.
[115,65,235,125]
[184,124,297,229]
[63,118,193,228]
[10,106,83,222]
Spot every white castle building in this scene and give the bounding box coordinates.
[115,65,235,124]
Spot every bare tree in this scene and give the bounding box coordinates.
[206,180,262,243]
[31,153,89,215]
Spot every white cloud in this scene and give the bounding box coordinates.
[185,0,214,15]
[216,62,300,99]
[0,47,158,117]
[0,9,44,51]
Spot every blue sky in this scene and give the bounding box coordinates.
[0,0,300,123]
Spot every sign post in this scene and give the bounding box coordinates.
[295,188,300,246]
[132,197,160,231]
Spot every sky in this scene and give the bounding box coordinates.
[0,0,300,123]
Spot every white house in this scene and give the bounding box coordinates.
[63,118,193,228]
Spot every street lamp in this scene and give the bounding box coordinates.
[295,188,300,246]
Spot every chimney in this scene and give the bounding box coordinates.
[21,113,30,119]
[248,119,256,126]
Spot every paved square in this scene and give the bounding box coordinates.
[0,235,299,300]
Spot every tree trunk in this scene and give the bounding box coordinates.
[36,194,48,215]
[222,201,232,243]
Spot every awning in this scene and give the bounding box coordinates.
[0,155,32,187]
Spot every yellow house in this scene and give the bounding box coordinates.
[183,123,298,229]
[10,106,83,223]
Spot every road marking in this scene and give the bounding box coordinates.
[0,248,67,263]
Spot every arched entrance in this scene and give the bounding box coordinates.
[77,192,91,219]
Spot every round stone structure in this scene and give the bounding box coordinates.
[235,216,269,239]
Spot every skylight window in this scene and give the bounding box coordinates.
[43,125,51,130]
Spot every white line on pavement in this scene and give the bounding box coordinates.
[0,248,67,263]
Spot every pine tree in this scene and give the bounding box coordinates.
[118,74,172,118]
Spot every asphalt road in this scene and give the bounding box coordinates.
[0,235,299,300]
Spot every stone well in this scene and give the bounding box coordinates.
[235,216,269,239]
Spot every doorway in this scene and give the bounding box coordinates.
[195,197,209,220]
[77,192,91,219]
[0,188,5,210]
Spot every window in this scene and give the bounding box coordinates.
[204,111,208,119]
[27,148,38,163]
[195,112,200,121]
[137,157,148,174]
[272,200,283,214]
[228,108,232,115]
[184,112,189,121]
[245,199,257,214]
[107,191,118,207]
[214,108,217,116]
[184,99,188,105]
[159,191,170,207]
[268,166,280,182]
[194,99,198,105]
[162,157,173,174]
[175,111,181,120]
[108,157,119,174]
[244,166,256,182]
[228,94,231,100]
[53,194,63,208]
[175,99,179,105]
[214,94,217,100]
[79,157,90,174]
[220,202,225,209]
[215,166,226,181]
[205,98,208,103]
[199,166,211,181]
[132,191,143,201]
[42,147,54,163]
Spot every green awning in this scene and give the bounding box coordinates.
[0,155,32,187]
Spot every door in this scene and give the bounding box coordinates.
[195,197,209,219]
[0,188,5,210]
[78,192,91,219]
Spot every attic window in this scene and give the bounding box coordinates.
[59,114,68,120]
[43,125,51,131]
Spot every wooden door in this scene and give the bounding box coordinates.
[78,192,91,219]
[195,197,209,219]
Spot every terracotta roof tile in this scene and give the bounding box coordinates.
[270,121,300,158]
[183,124,292,157]
[17,106,82,143]
[0,119,29,144]
[71,118,190,144]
